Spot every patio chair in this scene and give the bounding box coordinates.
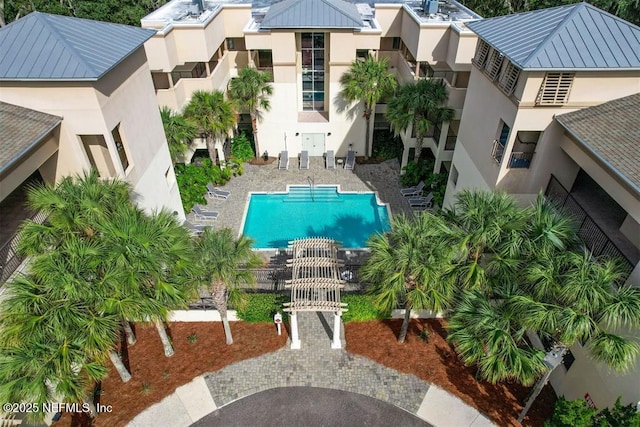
[408,192,434,209]
[299,150,309,170]
[184,220,208,236]
[191,205,219,221]
[206,183,230,200]
[344,150,355,170]
[279,151,289,170]
[400,180,425,197]
[326,150,336,170]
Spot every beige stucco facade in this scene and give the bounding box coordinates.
[0,47,185,220]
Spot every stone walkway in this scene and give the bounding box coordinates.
[128,313,495,427]
[187,157,413,236]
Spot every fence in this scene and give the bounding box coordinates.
[545,175,634,281]
[0,210,48,284]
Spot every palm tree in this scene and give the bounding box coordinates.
[228,67,273,159]
[361,213,457,343]
[183,90,236,164]
[160,106,199,164]
[386,79,454,162]
[340,55,397,158]
[195,228,263,345]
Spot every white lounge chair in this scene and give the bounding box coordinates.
[191,205,219,221]
[344,150,355,170]
[409,192,434,209]
[206,183,230,200]
[299,150,309,170]
[279,151,289,170]
[401,180,425,197]
[326,150,336,169]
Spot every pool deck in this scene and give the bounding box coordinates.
[188,157,414,239]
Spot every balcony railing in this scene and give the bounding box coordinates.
[508,151,533,168]
[434,123,457,151]
[0,210,48,285]
[545,175,634,282]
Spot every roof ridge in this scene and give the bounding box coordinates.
[319,0,362,25]
[33,12,99,76]
[520,3,585,67]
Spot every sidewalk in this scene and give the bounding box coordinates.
[128,312,494,427]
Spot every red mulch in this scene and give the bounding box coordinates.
[57,319,555,427]
[345,319,556,427]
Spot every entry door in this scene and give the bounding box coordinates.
[301,133,325,156]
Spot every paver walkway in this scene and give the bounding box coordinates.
[128,313,495,427]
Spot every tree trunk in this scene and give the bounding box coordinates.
[155,319,175,357]
[206,134,217,165]
[212,284,233,345]
[414,133,424,162]
[123,321,136,346]
[398,305,412,343]
[364,107,372,159]
[108,350,132,382]
[251,111,260,159]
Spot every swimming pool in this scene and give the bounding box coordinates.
[241,186,391,249]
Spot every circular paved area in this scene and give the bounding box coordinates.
[191,387,431,427]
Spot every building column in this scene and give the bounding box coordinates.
[434,121,451,173]
[331,311,342,349]
[290,311,301,349]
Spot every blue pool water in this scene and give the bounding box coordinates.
[242,186,391,249]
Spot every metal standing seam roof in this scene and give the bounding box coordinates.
[0,102,62,174]
[260,0,364,29]
[555,92,640,195]
[0,12,156,81]
[466,2,640,70]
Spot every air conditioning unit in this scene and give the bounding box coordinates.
[422,0,439,14]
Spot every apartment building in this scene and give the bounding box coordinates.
[442,3,640,408]
[141,0,479,169]
[0,12,185,283]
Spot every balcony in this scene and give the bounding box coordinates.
[434,122,457,151]
[491,140,534,168]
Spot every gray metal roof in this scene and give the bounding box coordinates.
[555,93,640,195]
[466,3,640,70]
[0,12,156,81]
[0,102,62,174]
[261,0,364,29]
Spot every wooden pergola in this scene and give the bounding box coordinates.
[283,238,348,349]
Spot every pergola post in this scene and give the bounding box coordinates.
[290,311,301,349]
[331,311,342,349]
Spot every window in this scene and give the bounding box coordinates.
[356,49,369,61]
[483,49,504,81]
[450,164,459,187]
[165,166,176,188]
[226,38,245,51]
[111,125,130,171]
[491,121,510,164]
[472,39,490,68]
[536,72,574,105]
[151,72,170,90]
[301,33,325,111]
[226,38,235,50]
[170,62,206,85]
[392,37,401,49]
[498,61,520,96]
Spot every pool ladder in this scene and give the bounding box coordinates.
[307,176,315,202]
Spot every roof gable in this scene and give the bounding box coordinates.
[0,12,156,81]
[467,3,640,70]
[261,0,364,29]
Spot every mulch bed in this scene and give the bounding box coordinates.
[345,319,556,427]
[58,319,555,426]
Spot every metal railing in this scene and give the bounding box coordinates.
[508,151,533,169]
[491,139,505,164]
[545,175,634,281]
[0,210,48,284]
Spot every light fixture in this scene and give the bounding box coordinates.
[295,132,300,136]
[327,132,332,136]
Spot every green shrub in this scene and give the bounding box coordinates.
[595,397,640,427]
[236,293,289,323]
[342,294,388,322]
[372,131,403,161]
[400,159,447,207]
[174,158,232,212]
[231,133,255,163]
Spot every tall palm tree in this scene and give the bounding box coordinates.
[195,228,263,345]
[183,90,236,164]
[160,106,199,164]
[361,213,457,343]
[386,79,454,162]
[228,67,273,159]
[340,55,397,158]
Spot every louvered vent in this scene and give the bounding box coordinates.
[498,61,520,96]
[536,73,574,105]
[472,40,490,69]
[483,49,504,81]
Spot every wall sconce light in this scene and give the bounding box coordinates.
[327,132,332,136]
[295,132,300,136]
